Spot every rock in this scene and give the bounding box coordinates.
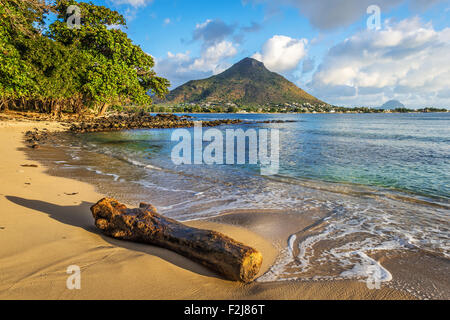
[91,198,263,282]
[68,113,243,133]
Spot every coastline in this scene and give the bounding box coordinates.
[0,119,415,299]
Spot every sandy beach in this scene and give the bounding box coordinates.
[0,119,415,300]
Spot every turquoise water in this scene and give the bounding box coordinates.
[51,112,450,290]
[77,112,450,202]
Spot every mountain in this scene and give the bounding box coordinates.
[379,100,405,110]
[164,57,324,106]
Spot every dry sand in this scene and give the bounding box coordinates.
[0,120,414,299]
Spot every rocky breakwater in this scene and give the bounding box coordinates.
[69,113,243,133]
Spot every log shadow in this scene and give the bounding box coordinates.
[5,196,222,280]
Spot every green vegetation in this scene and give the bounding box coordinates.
[0,3,446,117]
[415,107,448,113]
[0,0,169,116]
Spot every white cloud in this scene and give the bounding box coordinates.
[191,41,237,73]
[163,18,171,26]
[155,41,238,88]
[252,35,308,73]
[154,18,239,89]
[308,18,450,107]
[196,19,212,30]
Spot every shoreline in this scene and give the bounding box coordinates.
[0,119,417,299]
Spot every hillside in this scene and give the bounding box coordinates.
[378,100,406,110]
[165,57,325,106]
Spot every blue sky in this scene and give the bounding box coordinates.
[91,0,449,108]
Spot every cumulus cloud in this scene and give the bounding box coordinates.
[252,35,308,72]
[154,18,241,89]
[244,0,445,30]
[308,18,450,107]
[155,41,238,88]
[190,41,238,73]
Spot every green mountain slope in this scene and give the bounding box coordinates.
[165,57,325,106]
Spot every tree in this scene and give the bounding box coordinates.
[0,0,170,115]
[226,105,238,113]
[49,0,170,115]
[0,0,51,110]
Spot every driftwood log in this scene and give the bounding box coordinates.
[90,198,263,283]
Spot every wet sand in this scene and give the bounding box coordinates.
[0,120,415,299]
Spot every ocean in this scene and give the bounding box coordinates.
[39,112,450,297]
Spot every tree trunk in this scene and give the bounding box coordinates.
[97,102,109,117]
[90,198,263,283]
[51,101,60,118]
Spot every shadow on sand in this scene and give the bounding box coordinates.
[5,195,222,280]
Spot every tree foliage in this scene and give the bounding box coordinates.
[0,0,169,115]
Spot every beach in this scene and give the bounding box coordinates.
[0,119,419,300]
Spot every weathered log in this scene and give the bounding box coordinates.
[90,198,263,283]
